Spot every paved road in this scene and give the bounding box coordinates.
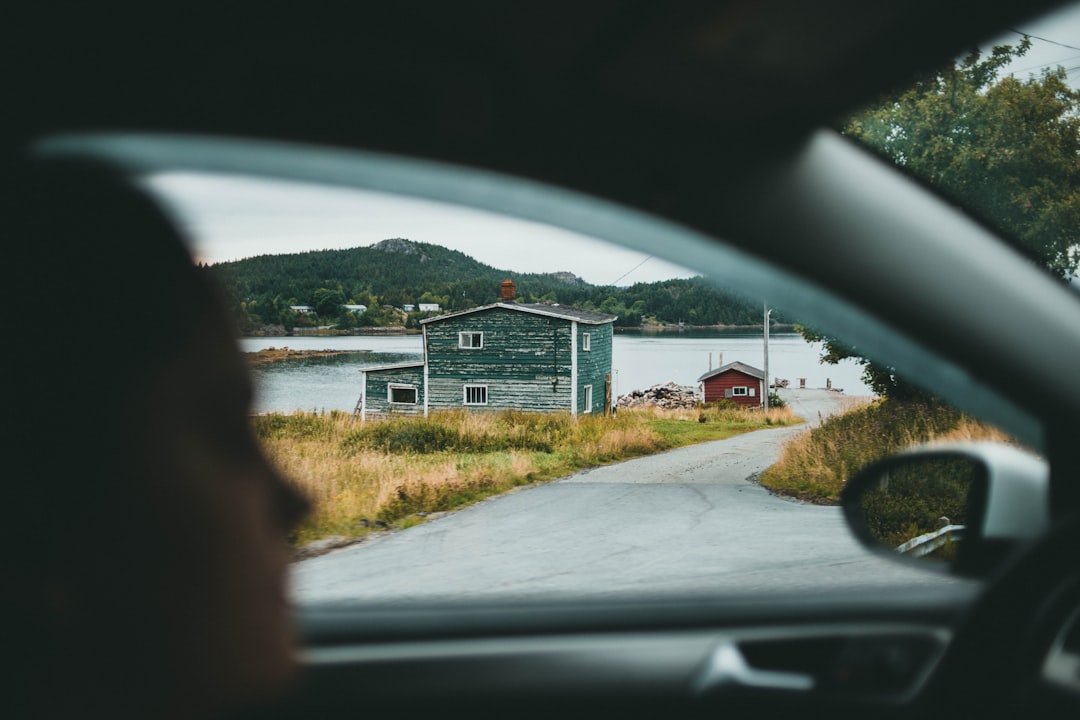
[291,389,968,604]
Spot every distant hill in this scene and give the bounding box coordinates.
[206,238,768,332]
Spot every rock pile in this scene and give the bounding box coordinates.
[616,382,699,410]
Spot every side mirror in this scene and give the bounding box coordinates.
[841,442,1049,578]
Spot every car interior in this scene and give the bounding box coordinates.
[12,2,1080,718]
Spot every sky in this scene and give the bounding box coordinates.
[981,3,1080,88]
[144,3,1080,287]
[145,172,698,288]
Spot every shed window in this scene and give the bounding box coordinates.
[459,332,484,349]
[464,385,488,405]
[582,333,591,351]
[732,386,748,396]
[389,385,418,404]
[582,384,593,413]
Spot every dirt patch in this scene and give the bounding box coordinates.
[746,455,844,507]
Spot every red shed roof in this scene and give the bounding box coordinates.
[697,361,765,383]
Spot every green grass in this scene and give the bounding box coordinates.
[645,419,758,446]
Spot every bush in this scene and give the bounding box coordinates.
[344,418,460,453]
[252,412,337,441]
[759,399,966,501]
[859,456,973,547]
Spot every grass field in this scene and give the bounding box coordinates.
[254,403,798,547]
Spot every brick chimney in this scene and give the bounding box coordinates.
[500,279,516,301]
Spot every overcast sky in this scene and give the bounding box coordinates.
[145,172,697,287]
[982,2,1080,88]
[145,3,1080,287]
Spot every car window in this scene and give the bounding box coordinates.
[134,153,1026,607]
[52,2,1075,607]
[839,2,1080,285]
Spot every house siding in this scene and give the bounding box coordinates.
[576,325,613,413]
[427,376,572,412]
[426,307,576,412]
[702,370,762,407]
[358,303,616,417]
[361,365,425,418]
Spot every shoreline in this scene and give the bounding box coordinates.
[247,323,795,339]
[244,347,359,366]
[617,323,797,333]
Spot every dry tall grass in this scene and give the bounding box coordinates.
[758,399,1018,503]
[253,406,781,546]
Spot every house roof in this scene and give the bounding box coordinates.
[359,361,425,373]
[419,302,617,326]
[697,361,765,383]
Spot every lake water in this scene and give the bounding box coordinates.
[241,330,874,414]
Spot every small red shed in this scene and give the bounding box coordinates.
[698,361,765,407]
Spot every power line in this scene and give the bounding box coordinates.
[609,255,652,286]
[1010,51,1080,74]
[1006,28,1080,52]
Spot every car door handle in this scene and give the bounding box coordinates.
[693,641,816,694]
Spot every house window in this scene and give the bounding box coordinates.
[748,387,756,397]
[732,386,748,396]
[582,384,593,413]
[582,333,591,351]
[459,331,484,349]
[464,384,488,405]
[388,384,418,404]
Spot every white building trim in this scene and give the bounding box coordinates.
[571,320,578,415]
[422,323,430,418]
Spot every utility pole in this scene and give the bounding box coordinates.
[763,302,771,410]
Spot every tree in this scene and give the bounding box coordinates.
[313,287,346,318]
[805,37,1080,398]
[797,325,930,400]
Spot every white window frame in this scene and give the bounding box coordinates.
[388,384,418,405]
[458,331,484,349]
[732,386,748,397]
[582,384,593,413]
[463,384,488,406]
[582,332,591,351]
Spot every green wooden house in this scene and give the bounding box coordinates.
[357,285,616,419]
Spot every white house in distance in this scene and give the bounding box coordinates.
[343,304,367,314]
[418,303,441,312]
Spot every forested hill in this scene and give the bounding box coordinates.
[207,238,769,332]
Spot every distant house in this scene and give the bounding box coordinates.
[698,361,765,407]
[289,305,314,314]
[357,281,616,419]
[418,303,440,312]
[402,304,416,312]
[343,304,367,314]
